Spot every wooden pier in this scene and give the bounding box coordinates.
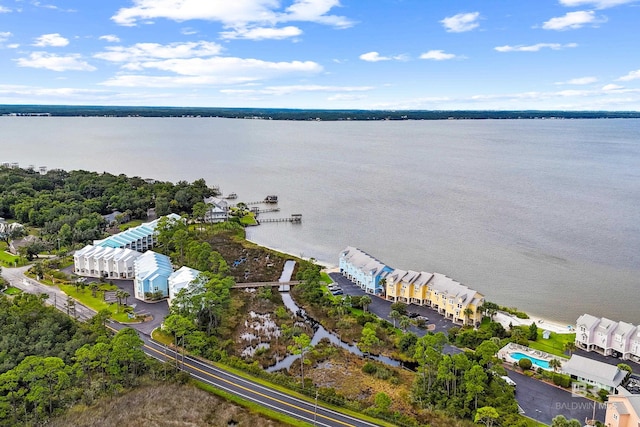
[251,207,280,214]
[233,281,300,291]
[257,214,302,224]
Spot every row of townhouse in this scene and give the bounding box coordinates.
[339,247,484,326]
[73,214,201,303]
[92,213,182,251]
[576,313,640,362]
[73,245,142,279]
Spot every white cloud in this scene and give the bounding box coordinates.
[94,41,224,63]
[33,33,69,47]
[556,76,598,85]
[358,51,407,62]
[99,34,121,43]
[602,83,623,90]
[618,69,640,81]
[559,0,638,9]
[0,31,12,43]
[221,84,373,96]
[112,0,354,33]
[0,6,11,13]
[542,11,605,30]
[440,12,480,33]
[100,57,322,87]
[494,42,578,52]
[7,43,19,49]
[220,25,303,40]
[16,52,96,71]
[420,50,459,61]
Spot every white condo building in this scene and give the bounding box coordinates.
[576,313,640,362]
[168,266,202,305]
[73,245,142,279]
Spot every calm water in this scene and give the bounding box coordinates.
[2,117,639,324]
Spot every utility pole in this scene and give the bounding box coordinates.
[314,390,318,426]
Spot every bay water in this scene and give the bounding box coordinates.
[2,116,639,324]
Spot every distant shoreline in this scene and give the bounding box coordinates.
[1,105,640,120]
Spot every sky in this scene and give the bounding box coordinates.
[0,0,639,110]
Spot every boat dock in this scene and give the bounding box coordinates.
[257,214,302,224]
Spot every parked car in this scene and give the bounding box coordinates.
[408,312,420,319]
[331,289,343,295]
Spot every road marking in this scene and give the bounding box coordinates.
[142,343,356,427]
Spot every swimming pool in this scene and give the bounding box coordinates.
[510,352,551,370]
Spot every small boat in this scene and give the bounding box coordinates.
[264,195,278,203]
[225,193,237,199]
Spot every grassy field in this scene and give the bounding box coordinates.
[319,272,333,284]
[58,283,132,323]
[528,330,575,358]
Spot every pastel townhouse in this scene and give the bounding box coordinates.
[577,314,640,363]
[339,247,392,295]
[611,322,638,360]
[93,213,182,252]
[427,273,484,326]
[385,269,433,305]
[168,266,202,306]
[74,245,142,279]
[576,313,602,352]
[133,251,173,301]
[605,387,640,427]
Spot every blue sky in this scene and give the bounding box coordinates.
[0,0,639,110]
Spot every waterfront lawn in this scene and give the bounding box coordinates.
[240,213,258,226]
[528,331,575,358]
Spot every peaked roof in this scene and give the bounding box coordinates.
[168,266,202,298]
[94,213,182,248]
[134,251,173,281]
[562,355,627,388]
[577,313,601,330]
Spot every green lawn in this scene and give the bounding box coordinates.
[58,283,132,323]
[528,331,575,358]
[0,249,20,266]
[3,286,22,295]
[119,219,145,231]
[320,272,333,284]
[240,213,258,226]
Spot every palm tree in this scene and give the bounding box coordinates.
[360,295,372,313]
[389,309,401,328]
[399,315,411,332]
[463,307,475,326]
[563,341,577,356]
[122,291,130,306]
[549,358,562,372]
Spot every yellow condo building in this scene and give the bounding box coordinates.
[385,270,484,326]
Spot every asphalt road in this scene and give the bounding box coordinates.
[3,266,383,427]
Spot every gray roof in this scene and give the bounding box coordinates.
[576,313,601,330]
[616,387,640,416]
[562,355,627,388]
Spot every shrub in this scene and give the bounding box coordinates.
[552,373,572,388]
[518,357,533,370]
[362,362,377,374]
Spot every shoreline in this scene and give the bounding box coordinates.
[245,236,575,334]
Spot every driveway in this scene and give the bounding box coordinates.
[507,370,605,425]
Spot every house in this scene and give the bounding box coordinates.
[168,266,202,305]
[576,314,640,362]
[203,196,229,223]
[611,322,638,359]
[93,213,182,252]
[102,210,130,226]
[426,273,484,325]
[8,235,39,255]
[576,313,604,352]
[605,387,640,427]
[73,245,142,279]
[561,355,627,394]
[339,247,392,295]
[133,251,173,301]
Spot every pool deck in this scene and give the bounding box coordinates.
[498,343,568,370]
